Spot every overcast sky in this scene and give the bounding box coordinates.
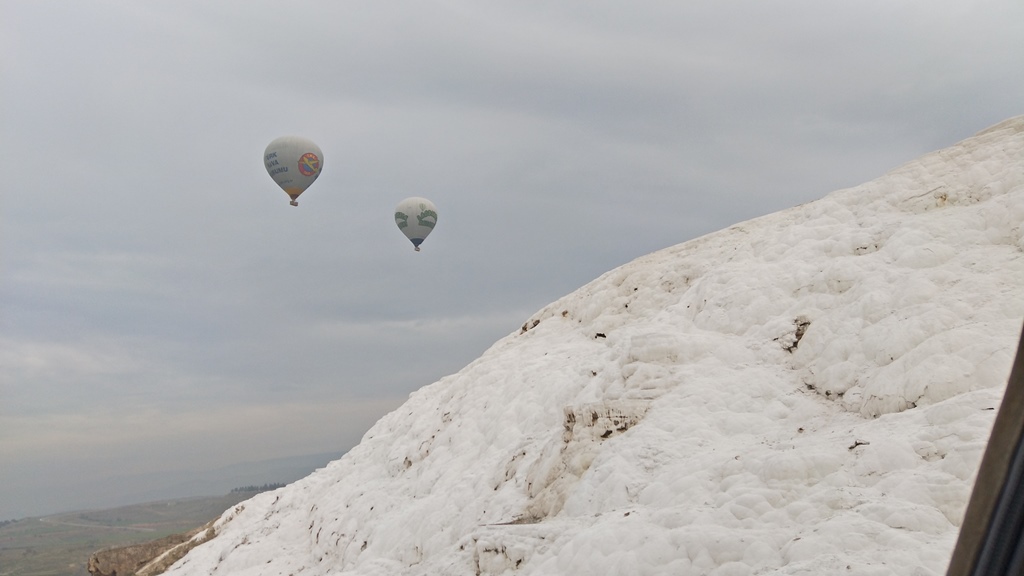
[2,0,1022,520]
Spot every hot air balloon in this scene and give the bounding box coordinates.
[264,136,323,206]
[394,197,438,252]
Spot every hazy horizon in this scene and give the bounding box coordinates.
[2,449,346,521]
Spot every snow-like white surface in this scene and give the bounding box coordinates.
[165,117,1024,576]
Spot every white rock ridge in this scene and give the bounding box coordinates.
[165,117,1024,576]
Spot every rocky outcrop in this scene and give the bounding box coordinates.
[88,522,215,576]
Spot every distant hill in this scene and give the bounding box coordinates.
[0,450,348,575]
[0,491,264,576]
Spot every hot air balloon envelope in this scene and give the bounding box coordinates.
[395,197,438,251]
[264,136,323,206]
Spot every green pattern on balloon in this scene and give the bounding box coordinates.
[417,209,437,228]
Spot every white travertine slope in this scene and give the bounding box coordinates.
[165,117,1024,576]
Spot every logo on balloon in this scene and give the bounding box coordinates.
[417,208,437,229]
[297,153,321,176]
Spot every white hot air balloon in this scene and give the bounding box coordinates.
[264,136,323,206]
[394,197,438,252]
